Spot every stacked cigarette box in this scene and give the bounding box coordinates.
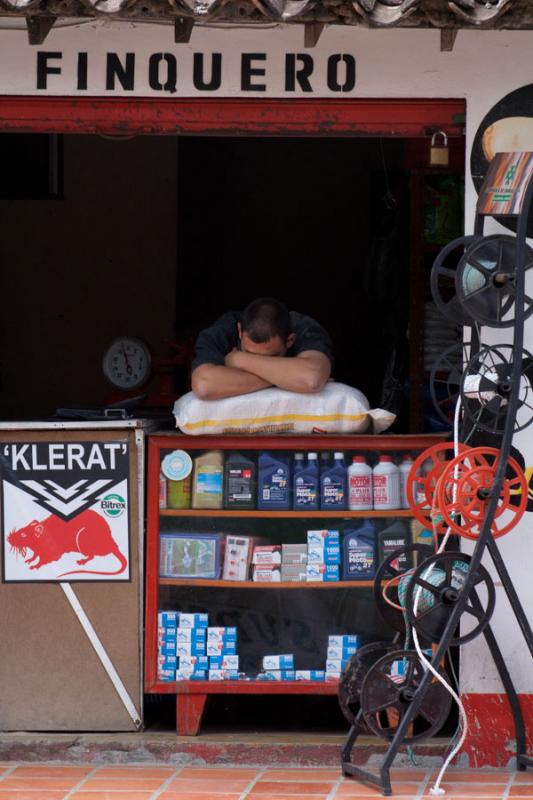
[325,634,359,680]
[281,543,307,582]
[259,653,295,680]
[306,530,341,582]
[157,610,209,681]
[252,545,281,582]
[207,626,240,679]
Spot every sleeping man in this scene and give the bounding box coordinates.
[191,297,333,401]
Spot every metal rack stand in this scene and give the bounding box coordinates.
[341,152,533,794]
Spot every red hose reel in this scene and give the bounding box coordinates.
[406,444,527,539]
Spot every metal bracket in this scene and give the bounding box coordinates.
[440,28,458,51]
[174,16,194,42]
[304,21,324,47]
[25,15,56,45]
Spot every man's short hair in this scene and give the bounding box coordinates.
[242,298,291,344]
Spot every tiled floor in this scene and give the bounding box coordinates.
[0,764,531,799]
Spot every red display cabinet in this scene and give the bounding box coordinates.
[144,433,443,735]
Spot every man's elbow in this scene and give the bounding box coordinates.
[191,372,214,401]
[303,371,329,394]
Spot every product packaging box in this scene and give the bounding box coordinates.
[207,627,237,641]
[179,613,209,629]
[176,641,207,657]
[295,670,326,681]
[209,655,239,670]
[176,627,207,643]
[280,565,307,582]
[158,655,178,672]
[262,654,294,670]
[391,659,406,678]
[206,641,238,657]
[327,644,358,660]
[306,564,340,582]
[159,643,177,658]
[307,529,340,546]
[175,669,194,681]
[190,671,208,681]
[252,566,281,582]
[209,669,240,681]
[158,611,179,628]
[159,533,223,579]
[307,544,341,565]
[328,635,359,649]
[252,545,282,565]
[222,535,257,581]
[158,669,175,682]
[178,656,209,671]
[157,628,178,645]
[325,672,341,681]
[326,658,348,673]
[261,670,296,681]
[281,544,308,564]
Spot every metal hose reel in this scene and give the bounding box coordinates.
[338,642,398,727]
[455,235,533,328]
[403,552,495,646]
[359,649,452,743]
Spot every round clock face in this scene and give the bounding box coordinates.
[102,337,151,390]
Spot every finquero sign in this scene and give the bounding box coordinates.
[36,51,356,95]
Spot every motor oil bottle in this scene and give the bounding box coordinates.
[348,456,373,511]
[372,455,400,510]
[224,453,256,510]
[399,454,414,509]
[258,452,291,510]
[293,452,319,510]
[342,520,377,580]
[320,451,347,510]
[192,450,224,509]
[377,520,411,571]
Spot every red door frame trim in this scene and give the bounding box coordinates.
[0,96,465,136]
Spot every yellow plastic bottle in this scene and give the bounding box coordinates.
[192,450,224,509]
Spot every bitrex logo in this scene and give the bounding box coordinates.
[101,493,126,518]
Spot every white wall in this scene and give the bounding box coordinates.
[1,21,533,692]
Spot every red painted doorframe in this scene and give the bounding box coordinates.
[0,96,465,136]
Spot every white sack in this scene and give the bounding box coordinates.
[174,382,396,436]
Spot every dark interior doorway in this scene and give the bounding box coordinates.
[176,136,411,422]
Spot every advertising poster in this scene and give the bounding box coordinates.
[1,440,130,582]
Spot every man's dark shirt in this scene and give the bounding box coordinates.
[192,311,334,372]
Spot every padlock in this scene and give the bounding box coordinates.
[430,131,449,167]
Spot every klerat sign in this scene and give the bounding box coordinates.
[0,22,357,97]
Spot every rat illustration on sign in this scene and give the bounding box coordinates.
[7,509,127,578]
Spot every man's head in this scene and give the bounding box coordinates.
[238,298,295,357]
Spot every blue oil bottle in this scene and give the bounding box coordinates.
[258,452,291,510]
[320,451,347,510]
[293,452,319,510]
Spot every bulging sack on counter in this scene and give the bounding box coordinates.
[173,382,396,436]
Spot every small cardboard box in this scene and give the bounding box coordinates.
[159,534,223,579]
[252,545,282,565]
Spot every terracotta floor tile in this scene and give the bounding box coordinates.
[167,778,255,793]
[515,775,533,784]
[0,777,79,790]
[80,776,169,790]
[263,769,341,780]
[250,781,335,795]
[508,788,533,796]
[242,796,332,800]
[336,782,421,796]
[10,766,93,778]
[430,771,510,783]
[91,766,176,778]
[159,794,242,800]
[71,793,155,800]
[0,792,67,800]
[177,767,259,779]
[422,792,505,799]
[389,769,428,781]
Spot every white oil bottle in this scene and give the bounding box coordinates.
[399,454,414,509]
[348,456,373,511]
[373,455,400,510]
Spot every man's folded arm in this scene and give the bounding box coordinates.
[191,363,272,401]
[225,350,331,394]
